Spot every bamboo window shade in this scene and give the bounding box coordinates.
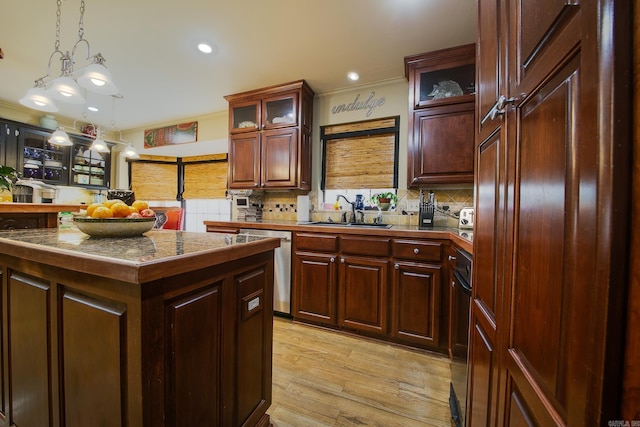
[182,161,227,199]
[323,117,398,189]
[131,162,178,201]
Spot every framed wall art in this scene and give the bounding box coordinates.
[144,121,198,148]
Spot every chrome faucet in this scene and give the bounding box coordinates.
[336,195,356,223]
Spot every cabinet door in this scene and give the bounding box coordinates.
[19,127,69,185]
[228,132,261,189]
[391,261,443,350]
[292,252,338,324]
[261,128,298,189]
[1,122,20,168]
[338,255,389,336]
[262,92,298,130]
[70,141,110,188]
[408,102,475,187]
[229,100,260,134]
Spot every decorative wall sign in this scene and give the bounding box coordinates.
[331,91,386,117]
[144,121,198,148]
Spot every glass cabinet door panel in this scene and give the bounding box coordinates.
[230,101,259,132]
[416,64,475,106]
[20,129,69,184]
[71,144,109,187]
[263,94,298,129]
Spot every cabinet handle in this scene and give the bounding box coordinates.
[480,95,517,125]
[448,255,457,261]
[452,280,455,288]
[394,263,399,270]
[413,248,419,254]
[330,257,335,263]
[340,257,345,263]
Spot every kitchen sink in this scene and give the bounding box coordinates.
[305,221,392,229]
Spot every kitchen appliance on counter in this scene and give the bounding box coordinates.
[12,180,59,203]
[449,247,472,427]
[239,228,292,316]
[458,207,474,229]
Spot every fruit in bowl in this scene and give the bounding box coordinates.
[74,200,156,237]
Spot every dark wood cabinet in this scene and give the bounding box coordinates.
[470,0,632,425]
[292,232,339,325]
[338,254,389,336]
[405,44,476,187]
[293,230,451,351]
[390,238,445,352]
[0,239,275,426]
[225,80,314,191]
[0,121,19,170]
[19,127,70,185]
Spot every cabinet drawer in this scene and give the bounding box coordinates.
[392,239,442,262]
[340,235,390,257]
[295,232,339,252]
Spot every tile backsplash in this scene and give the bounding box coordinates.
[257,188,474,227]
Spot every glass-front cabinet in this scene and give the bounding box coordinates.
[19,128,70,185]
[228,92,298,133]
[71,141,110,188]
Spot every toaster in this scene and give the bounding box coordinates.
[458,207,474,229]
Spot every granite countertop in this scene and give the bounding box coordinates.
[203,219,474,254]
[0,228,280,283]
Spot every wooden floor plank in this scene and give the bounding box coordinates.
[269,317,453,426]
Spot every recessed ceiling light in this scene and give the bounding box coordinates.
[197,42,214,54]
[87,106,99,112]
[347,71,360,81]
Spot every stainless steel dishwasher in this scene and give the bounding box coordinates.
[239,228,292,316]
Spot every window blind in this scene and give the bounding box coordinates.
[322,116,399,189]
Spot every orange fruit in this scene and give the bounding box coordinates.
[103,199,123,208]
[92,206,114,218]
[129,206,138,214]
[85,202,103,217]
[110,202,131,218]
[132,200,149,212]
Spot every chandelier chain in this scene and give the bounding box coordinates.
[78,0,85,41]
[55,0,62,52]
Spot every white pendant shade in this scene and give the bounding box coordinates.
[48,76,85,104]
[90,133,110,153]
[19,87,59,112]
[48,127,73,146]
[123,143,139,159]
[77,62,119,95]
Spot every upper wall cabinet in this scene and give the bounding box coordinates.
[405,44,476,187]
[225,80,314,191]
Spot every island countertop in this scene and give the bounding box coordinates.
[0,228,280,284]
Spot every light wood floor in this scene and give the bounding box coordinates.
[268,317,453,427]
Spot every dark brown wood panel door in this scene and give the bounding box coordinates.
[390,261,442,350]
[338,255,389,336]
[228,132,260,189]
[261,128,298,189]
[292,252,338,325]
[409,102,475,186]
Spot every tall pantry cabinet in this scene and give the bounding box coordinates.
[470,0,633,425]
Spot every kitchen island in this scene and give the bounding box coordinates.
[0,228,279,427]
[0,203,84,229]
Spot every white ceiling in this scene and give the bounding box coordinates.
[0,0,476,131]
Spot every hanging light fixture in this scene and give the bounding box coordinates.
[48,127,73,146]
[123,142,139,159]
[20,0,120,113]
[90,127,110,153]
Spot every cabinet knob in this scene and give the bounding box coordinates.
[448,255,457,261]
[452,281,455,288]
[340,257,345,263]
[394,263,399,270]
[261,183,265,187]
[254,183,259,187]
[330,257,335,263]
[413,248,419,254]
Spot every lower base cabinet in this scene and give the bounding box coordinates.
[0,251,274,426]
[292,231,448,353]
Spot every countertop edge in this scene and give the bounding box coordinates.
[204,220,474,254]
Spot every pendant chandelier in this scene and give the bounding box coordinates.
[19,0,120,113]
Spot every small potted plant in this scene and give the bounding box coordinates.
[0,166,19,203]
[370,191,397,211]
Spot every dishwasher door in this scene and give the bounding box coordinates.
[239,229,292,316]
